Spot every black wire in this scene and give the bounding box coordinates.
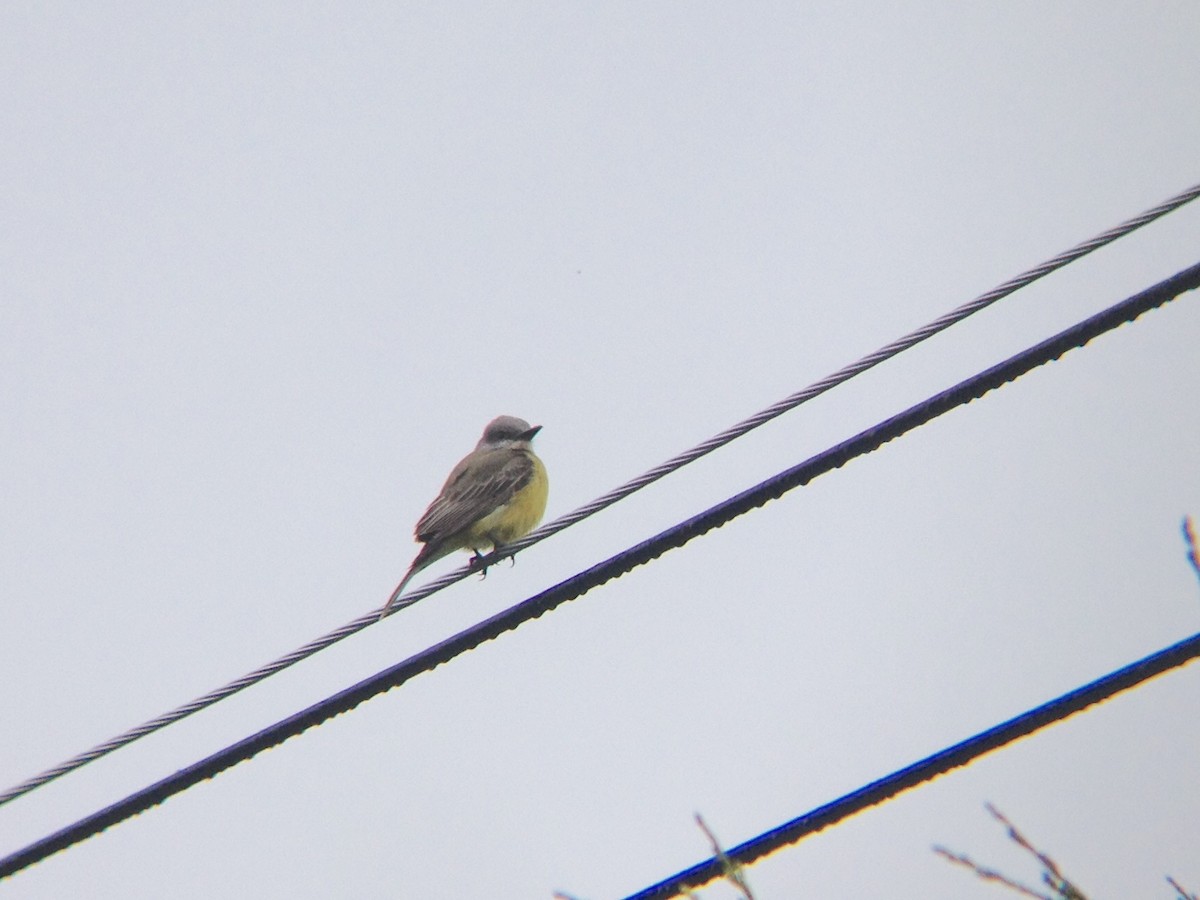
[2,260,1198,882]
[621,629,1200,899]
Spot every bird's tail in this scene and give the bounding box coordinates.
[378,541,449,621]
[378,565,419,622]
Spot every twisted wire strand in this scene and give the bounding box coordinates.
[2,182,1196,810]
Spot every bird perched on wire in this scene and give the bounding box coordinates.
[378,415,549,620]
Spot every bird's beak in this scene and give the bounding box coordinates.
[521,425,542,441]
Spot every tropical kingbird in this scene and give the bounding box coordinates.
[378,415,548,620]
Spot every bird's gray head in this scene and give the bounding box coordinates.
[478,415,541,448]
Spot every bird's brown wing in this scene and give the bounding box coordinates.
[414,448,535,543]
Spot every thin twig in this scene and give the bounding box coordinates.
[1183,516,1200,586]
[985,804,1085,898]
[693,814,755,900]
[933,845,1056,900]
[937,805,1088,899]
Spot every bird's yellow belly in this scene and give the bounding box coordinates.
[464,457,549,549]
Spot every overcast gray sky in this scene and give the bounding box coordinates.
[2,3,1199,898]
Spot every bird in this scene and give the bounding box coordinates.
[378,415,549,620]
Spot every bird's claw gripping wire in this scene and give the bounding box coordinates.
[468,544,518,579]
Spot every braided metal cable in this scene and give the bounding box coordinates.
[2,181,1196,810]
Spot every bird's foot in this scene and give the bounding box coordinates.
[469,542,512,579]
[469,551,490,579]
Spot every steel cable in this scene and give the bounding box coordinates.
[2,183,1197,810]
